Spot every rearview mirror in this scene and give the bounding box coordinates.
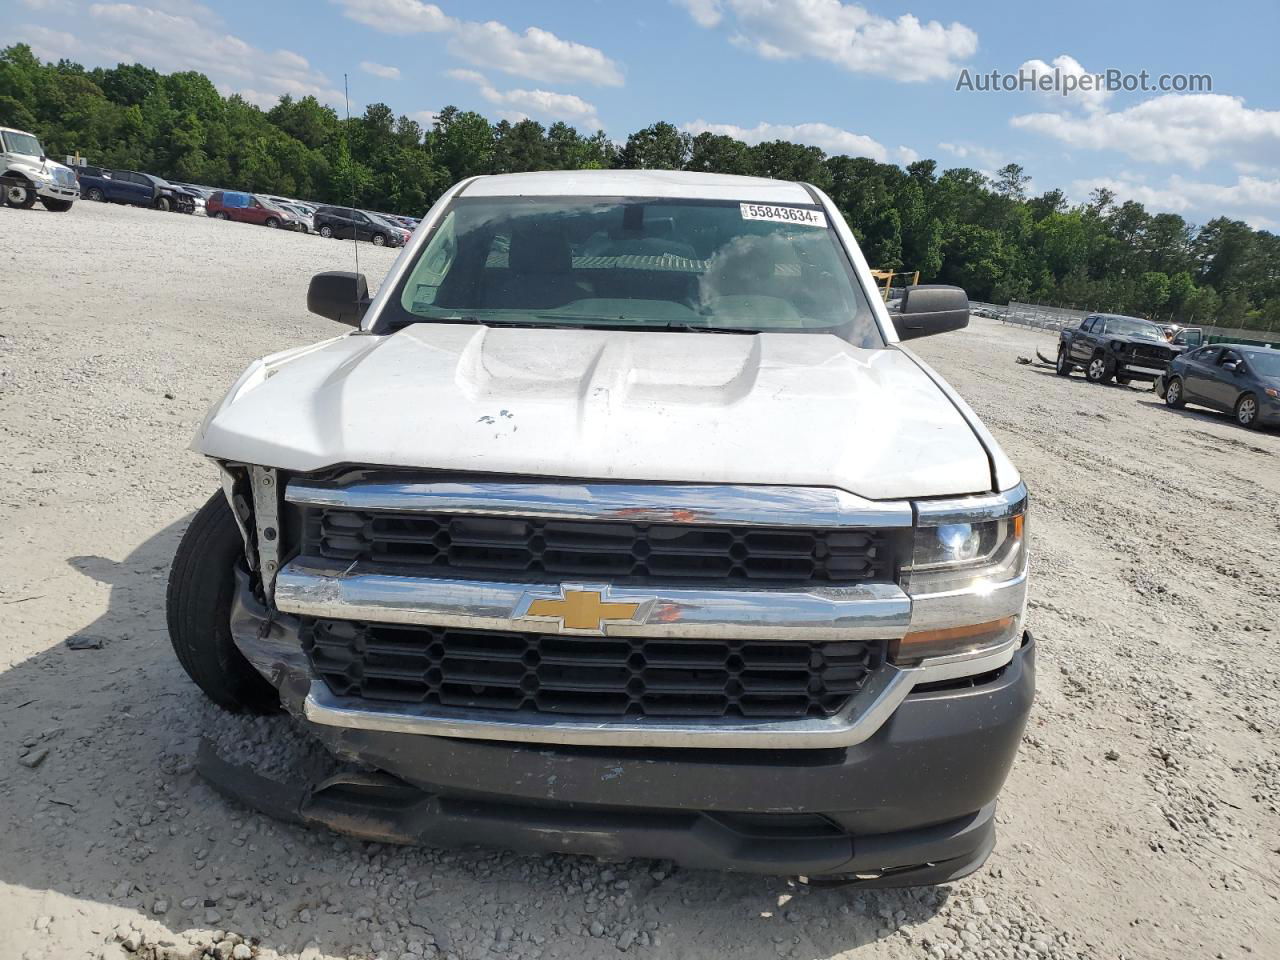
[308,271,370,327]
[890,285,969,341]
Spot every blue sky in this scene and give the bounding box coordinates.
[11,0,1280,228]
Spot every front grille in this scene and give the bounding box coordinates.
[300,508,896,585]
[1130,344,1173,363]
[303,618,883,720]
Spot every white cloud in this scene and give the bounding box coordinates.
[333,0,623,86]
[1069,173,1280,229]
[34,1,349,106]
[673,0,723,27]
[449,69,601,130]
[360,60,401,79]
[409,109,440,127]
[1017,54,1111,112]
[677,0,977,83]
[938,140,1006,170]
[19,0,74,10]
[332,0,452,34]
[448,22,623,87]
[1012,93,1280,169]
[680,118,913,164]
[14,23,80,59]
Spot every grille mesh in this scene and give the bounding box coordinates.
[303,618,883,719]
[301,508,895,585]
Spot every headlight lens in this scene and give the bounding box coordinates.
[902,513,1025,595]
[1266,387,1279,399]
[895,490,1028,665]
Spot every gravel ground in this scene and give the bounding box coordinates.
[1,199,1277,960]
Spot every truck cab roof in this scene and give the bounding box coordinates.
[462,169,816,204]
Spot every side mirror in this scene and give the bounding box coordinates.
[1222,360,1238,372]
[890,285,969,341]
[308,271,370,327]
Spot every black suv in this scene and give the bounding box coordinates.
[313,206,405,246]
[1055,313,1178,385]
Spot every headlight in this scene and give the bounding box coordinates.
[1266,387,1279,400]
[895,486,1028,665]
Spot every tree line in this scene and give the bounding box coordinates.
[3,43,1277,330]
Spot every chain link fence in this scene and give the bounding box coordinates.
[992,302,1280,345]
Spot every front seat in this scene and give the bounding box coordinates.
[483,221,581,309]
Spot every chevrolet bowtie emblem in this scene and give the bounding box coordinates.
[515,585,655,635]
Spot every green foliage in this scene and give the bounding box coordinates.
[2,42,1276,328]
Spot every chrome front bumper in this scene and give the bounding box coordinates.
[245,475,1029,750]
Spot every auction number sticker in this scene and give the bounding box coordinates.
[739,203,828,228]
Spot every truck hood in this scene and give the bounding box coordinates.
[197,324,995,500]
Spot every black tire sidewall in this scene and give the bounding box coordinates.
[1166,377,1184,407]
[320,225,332,237]
[166,492,279,713]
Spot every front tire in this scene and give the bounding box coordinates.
[87,187,105,202]
[371,232,386,246]
[155,196,171,212]
[41,198,74,212]
[265,217,279,228]
[1086,354,1114,384]
[214,211,230,220]
[166,492,280,714]
[319,224,333,238]
[1165,376,1185,408]
[3,180,37,208]
[1055,348,1073,376]
[1235,393,1260,429]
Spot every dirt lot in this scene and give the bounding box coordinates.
[1,199,1277,960]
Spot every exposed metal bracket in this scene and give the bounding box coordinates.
[250,466,281,601]
[218,464,258,570]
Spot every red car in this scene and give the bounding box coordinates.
[206,191,302,230]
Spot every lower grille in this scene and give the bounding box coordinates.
[302,618,883,720]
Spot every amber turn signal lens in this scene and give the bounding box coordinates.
[891,616,1017,664]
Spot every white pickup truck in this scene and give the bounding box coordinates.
[172,170,1033,884]
[1,125,79,211]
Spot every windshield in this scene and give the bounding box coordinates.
[3,131,44,158]
[1243,350,1280,377]
[1102,317,1163,341]
[384,196,881,346]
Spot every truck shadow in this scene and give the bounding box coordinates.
[1,514,948,960]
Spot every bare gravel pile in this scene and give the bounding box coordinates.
[1,200,1277,960]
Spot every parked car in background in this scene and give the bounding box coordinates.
[1156,344,1280,429]
[170,182,214,215]
[1,125,79,211]
[206,191,304,230]
[280,202,315,234]
[1054,313,1178,385]
[313,205,405,246]
[77,167,197,213]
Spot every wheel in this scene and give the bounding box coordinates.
[1055,348,1073,376]
[371,232,386,246]
[296,224,308,233]
[166,492,280,713]
[1086,354,1114,384]
[214,211,230,220]
[86,187,105,202]
[265,217,279,228]
[3,180,37,208]
[1235,393,1260,429]
[40,198,74,212]
[319,224,333,238]
[155,196,171,212]
[1165,376,1185,408]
